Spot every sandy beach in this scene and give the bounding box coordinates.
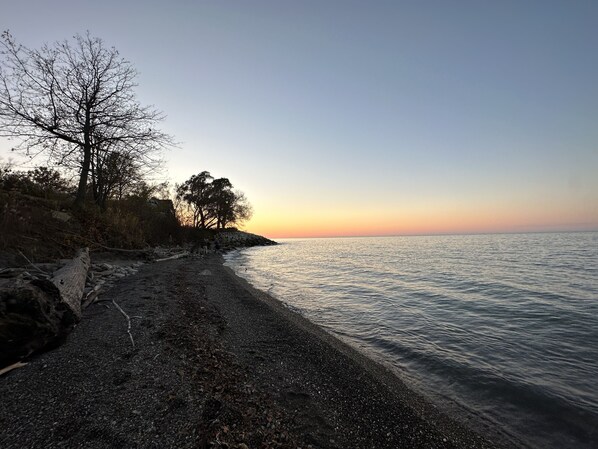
[0,254,498,449]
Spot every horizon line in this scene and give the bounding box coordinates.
[255,228,598,240]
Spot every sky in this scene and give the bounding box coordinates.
[1,1,597,238]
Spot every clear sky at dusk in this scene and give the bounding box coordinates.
[1,1,597,238]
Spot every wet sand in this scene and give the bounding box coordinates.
[0,255,498,448]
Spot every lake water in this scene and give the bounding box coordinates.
[223,233,598,448]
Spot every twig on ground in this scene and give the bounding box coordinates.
[17,250,48,275]
[0,362,28,376]
[112,299,136,349]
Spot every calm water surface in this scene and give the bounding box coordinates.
[224,233,598,448]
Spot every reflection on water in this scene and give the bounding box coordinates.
[224,233,598,449]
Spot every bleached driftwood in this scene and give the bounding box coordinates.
[51,248,90,319]
[82,281,104,309]
[155,251,190,263]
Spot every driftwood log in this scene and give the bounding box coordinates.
[0,248,90,366]
[154,251,190,263]
[51,248,90,320]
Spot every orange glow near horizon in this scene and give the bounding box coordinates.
[243,202,598,239]
[247,219,598,239]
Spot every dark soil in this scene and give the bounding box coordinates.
[0,255,498,449]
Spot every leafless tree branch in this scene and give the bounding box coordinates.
[0,31,175,207]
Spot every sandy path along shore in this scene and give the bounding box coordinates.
[0,255,498,448]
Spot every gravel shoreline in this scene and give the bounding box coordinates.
[0,254,499,448]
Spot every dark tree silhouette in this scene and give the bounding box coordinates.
[0,31,172,207]
[176,171,252,229]
[176,171,214,228]
[209,177,234,229]
[208,178,252,229]
[91,150,140,209]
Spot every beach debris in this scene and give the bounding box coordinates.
[155,251,190,263]
[0,361,28,376]
[82,281,104,309]
[82,261,144,308]
[112,299,136,349]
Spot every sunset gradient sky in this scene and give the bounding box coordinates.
[1,1,597,238]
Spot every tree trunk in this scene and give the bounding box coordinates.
[75,110,93,208]
[74,143,92,208]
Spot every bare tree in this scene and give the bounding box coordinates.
[0,31,173,207]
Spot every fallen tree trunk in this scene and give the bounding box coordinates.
[0,248,90,367]
[51,248,90,320]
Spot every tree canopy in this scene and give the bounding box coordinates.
[176,171,252,229]
[0,31,173,207]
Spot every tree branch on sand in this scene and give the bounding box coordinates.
[111,299,136,349]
